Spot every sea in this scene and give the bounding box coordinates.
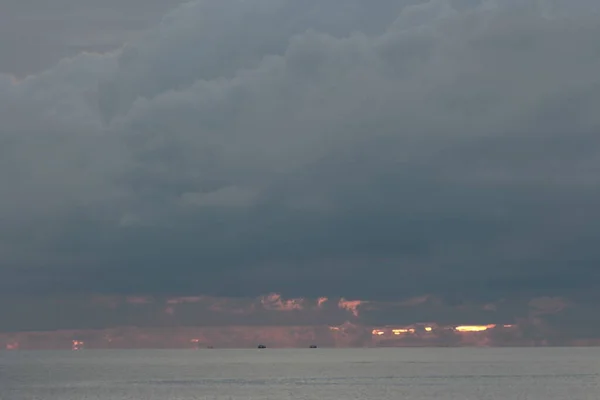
[1,347,599,400]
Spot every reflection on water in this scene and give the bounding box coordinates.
[1,347,599,399]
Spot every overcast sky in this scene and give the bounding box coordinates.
[2,0,600,332]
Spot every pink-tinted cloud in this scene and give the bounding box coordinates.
[338,298,365,317]
[166,296,204,305]
[260,293,305,311]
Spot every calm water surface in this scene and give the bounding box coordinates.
[1,347,599,399]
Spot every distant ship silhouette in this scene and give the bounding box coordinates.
[309,345,318,348]
[257,344,266,349]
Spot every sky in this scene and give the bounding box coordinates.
[2,0,600,338]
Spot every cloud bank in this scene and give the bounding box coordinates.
[2,0,600,332]
[2,293,596,348]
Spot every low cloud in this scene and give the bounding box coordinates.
[2,293,599,347]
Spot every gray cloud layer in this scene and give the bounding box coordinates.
[2,0,600,325]
[0,0,188,76]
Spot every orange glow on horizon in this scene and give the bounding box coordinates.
[392,328,415,335]
[455,324,496,332]
[9,320,600,349]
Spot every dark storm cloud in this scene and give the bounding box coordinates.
[2,0,600,331]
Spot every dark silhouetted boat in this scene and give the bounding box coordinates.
[309,345,318,348]
[257,344,266,349]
